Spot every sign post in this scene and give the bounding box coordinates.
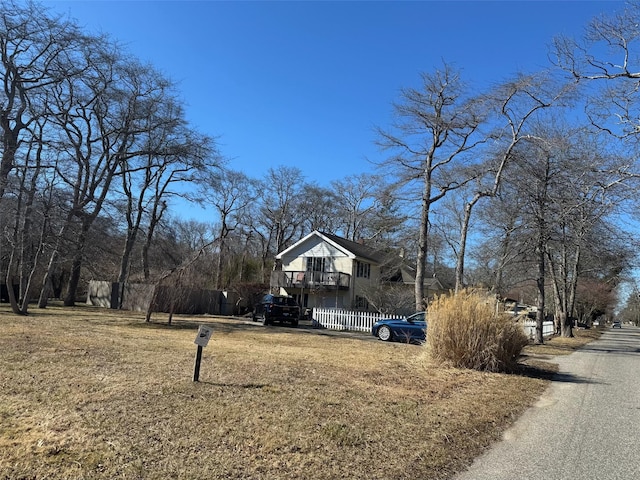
[193,325,213,382]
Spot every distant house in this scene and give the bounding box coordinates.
[270,230,445,311]
[502,297,537,318]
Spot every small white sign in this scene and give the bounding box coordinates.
[194,325,213,347]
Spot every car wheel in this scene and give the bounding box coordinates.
[377,325,392,341]
[291,319,299,327]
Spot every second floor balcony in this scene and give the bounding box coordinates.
[271,270,351,290]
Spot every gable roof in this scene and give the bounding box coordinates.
[275,230,387,264]
[318,231,387,263]
[390,264,446,290]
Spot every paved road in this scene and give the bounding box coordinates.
[455,326,640,480]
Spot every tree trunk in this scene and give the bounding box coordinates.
[145,285,156,322]
[455,199,477,293]
[142,241,151,282]
[64,253,83,307]
[547,228,576,339]
[534,233,546,345]
[547,249,563,336]
[64,226,89,306]
[215,235,225,291]
[4,186,23,315]
[5,270,21,315]
[142,199,167,281]
[18,209,48,314]
[37,277,51,308]
[0,121,19,201]
[415,174,432,311]
[564,244,581,338]
[494,229,512,296]
[117,232,137,308]
[168,302,174,326]
[38,233,63,308]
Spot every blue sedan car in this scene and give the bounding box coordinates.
[372,312,427,342]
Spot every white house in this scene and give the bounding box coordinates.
[270,231,445,311]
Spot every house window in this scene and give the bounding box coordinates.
[356,261,370,278]
[355,295,369,310]
[306,257,326,272]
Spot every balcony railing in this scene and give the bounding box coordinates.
[270,270,351,290]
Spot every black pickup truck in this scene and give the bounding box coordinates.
[252,294,301,327]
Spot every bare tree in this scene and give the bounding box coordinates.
[0,1,95,310]
[116,94,218,303]
[493,119,635,341]
[553,2,640,139]
[138,128,218,282]
[298,184,340,234]
[1,2,221,310]
[511,135,556,344]
[2,116,53,314]
[46,44,147,306]
[144,238,215,324]
[453,72,572,292]
[252,165,308,276]
[468,185,535,298]
[377,62,492,310]
[42,41,216,305]
[549,5,640,333]
[331,173,379,241]
[0,1,89,201]
[615,279,640,325]
[545,129,636,336]
[199,168,256,290]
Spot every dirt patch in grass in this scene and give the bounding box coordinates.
[0,305,583,479]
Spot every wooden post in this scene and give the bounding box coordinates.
[192,324,213,382]
[193,344,203,382]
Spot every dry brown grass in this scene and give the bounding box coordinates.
[523,327,603,357]
[0,304,593,479]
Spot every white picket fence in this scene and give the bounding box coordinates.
[522,319,555,338]
[312,307,555,338]
[312,308,403,333]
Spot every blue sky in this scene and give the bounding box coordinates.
[46,1,624,190]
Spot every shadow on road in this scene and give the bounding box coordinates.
[551,371,600,384]
[578,327,640,356]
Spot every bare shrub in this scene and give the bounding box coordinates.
[426,290,529,372]
[359,283,415,315]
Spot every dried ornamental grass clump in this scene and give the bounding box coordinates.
[426,290,529,373]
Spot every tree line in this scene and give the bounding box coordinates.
[2,1,640,342]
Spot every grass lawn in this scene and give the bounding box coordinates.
[0,305,599,479]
